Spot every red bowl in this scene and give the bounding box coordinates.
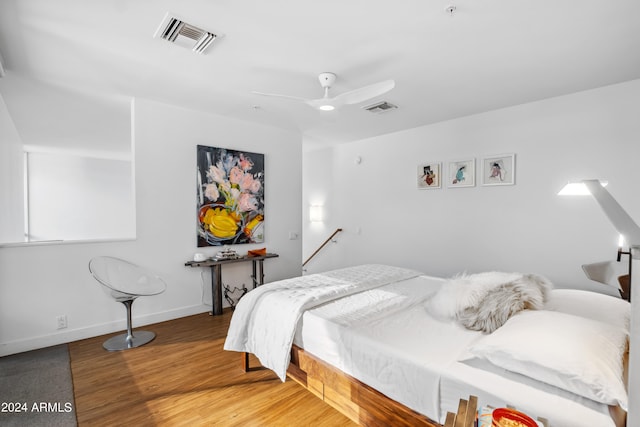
[492,408,538,427]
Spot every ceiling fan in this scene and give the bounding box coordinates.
[252,72,395,111]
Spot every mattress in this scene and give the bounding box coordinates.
[293,275,618,427]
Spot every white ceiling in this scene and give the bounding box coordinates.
[1,0,639,149]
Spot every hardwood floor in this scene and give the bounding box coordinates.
[68,309,356,427]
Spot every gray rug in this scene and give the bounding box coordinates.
[0,344,77,427]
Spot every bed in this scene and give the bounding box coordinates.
[224,264,629,427]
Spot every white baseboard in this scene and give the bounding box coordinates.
[0,305,211,357]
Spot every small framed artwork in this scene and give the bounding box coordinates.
[481,154,515,186]
[417,162,441,189]
[448,159,475,188]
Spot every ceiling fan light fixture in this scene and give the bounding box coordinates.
[253,72,395,113]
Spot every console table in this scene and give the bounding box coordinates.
[185,253,279,315]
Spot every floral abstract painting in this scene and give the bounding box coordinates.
[197,145,265,247]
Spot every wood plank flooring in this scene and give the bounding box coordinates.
[68,309,355,426]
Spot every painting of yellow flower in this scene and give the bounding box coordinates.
[197,145,265,246]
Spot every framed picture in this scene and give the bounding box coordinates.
[417,162,441,189]
[447,159,475,188]
[481,154,515,186]
[196,145,265,247]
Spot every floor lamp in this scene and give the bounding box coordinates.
[559,179,640,424]
[559,179,640,301]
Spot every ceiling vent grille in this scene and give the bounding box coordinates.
[154,13,220,54]
[363,101,398,114]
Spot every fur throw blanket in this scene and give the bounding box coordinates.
[425,272,553,333]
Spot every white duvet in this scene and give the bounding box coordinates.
[223,264,421,381]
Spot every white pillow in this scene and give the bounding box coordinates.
[463,310,628,410]
[545,289,630,333]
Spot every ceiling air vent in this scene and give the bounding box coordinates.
[363,101,398,114]
[154,13,221,54]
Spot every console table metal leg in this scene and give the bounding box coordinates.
[258,260,265,285]
[251,261,258,289]
[251,260,266,288]
[211,265,223,316]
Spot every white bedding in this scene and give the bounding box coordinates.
[224,264,421,380]
[226,265,623,427]
[294,274,464,420]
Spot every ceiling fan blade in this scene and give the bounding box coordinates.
[333,80,395,105]
[251,91,308,103]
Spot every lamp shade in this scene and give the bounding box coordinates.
[557,180,607,195]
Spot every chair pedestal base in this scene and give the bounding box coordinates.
[103,330,156,351]
[103,299,156,351]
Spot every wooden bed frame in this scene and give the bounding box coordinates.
[242,348,628,427]
[243,347,440,426]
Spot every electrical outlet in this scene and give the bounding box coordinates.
[56,315,67,330]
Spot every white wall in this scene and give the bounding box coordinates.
[303,79,640,292]
[302,147,338,272]
[0,93,25,243]
[26,153,135,241]
[0,98,303,356]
